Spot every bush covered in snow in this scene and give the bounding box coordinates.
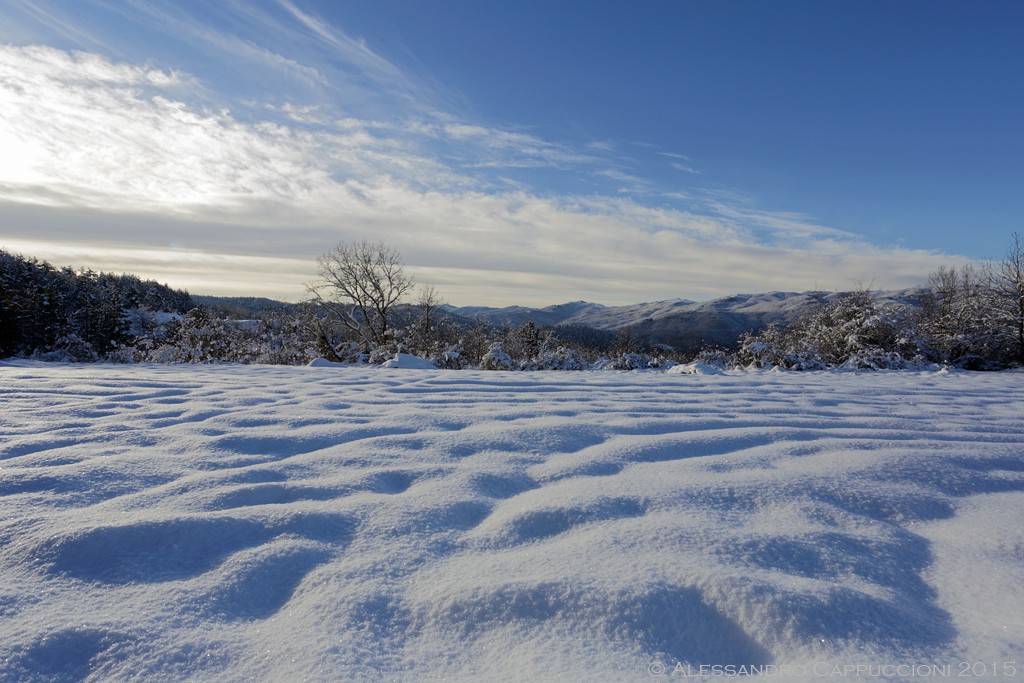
[608,352,663,371]
[733,291,925,370]
[34,333,100,363]
[477,322,596,371]
[430,345,473,370]
[479,344,517,371]
[525,346,590,371]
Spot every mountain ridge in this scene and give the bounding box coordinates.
[443,289,924,350]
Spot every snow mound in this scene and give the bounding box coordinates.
[1,362,1022,680]
[308,357,344,367]
[379,353,437,369]
[665,361,727,375]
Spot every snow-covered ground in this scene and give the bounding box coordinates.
[1,361,1022,682]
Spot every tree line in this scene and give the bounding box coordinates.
[0,249,193,361]
[2,235,1023,370]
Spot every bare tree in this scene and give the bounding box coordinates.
[408,284,444,354]
[919,264,995,365]
[306,241,415,351]
[917,233,1024,368]
[989,232,1024,364]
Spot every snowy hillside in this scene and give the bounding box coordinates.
[444,292,819,330]
[1,362,1022,681]
[441,300,610,328]
[445,290,924,349]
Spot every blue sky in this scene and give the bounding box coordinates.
[0,0,1020,305]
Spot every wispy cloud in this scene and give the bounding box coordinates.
[97,0,318,76]
[0,10,971,306]
[269,0,435,112]
[443,123,597,170]
[670,162,701,175]
[2,0,110,51]
[656,151,701,175]
[703,199,855,243]
[594,169,652,193]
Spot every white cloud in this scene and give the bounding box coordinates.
[0,45,464,211]
[0,43,971,306]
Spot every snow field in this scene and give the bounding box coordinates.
[0,362,1022,681]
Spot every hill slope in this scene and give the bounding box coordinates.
[446,290,923,350]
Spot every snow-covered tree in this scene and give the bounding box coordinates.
[0,249,191,361]
[508,320,543,361]
[989,232,1024,365]
[479,344,517,371]
[917,264,1000,367]
[734,290,920,370]
[526,346,590,371]
[151,308,236,363]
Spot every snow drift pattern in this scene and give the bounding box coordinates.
[0,362,1022,681]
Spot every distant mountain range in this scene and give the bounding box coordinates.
[195,289,924,352]
[442,289,924,351]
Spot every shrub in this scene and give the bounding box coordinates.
[526,346,590,371]
[479,344,517,371]
[733,290,918,370]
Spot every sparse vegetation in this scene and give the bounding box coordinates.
[3,234,1024,370]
